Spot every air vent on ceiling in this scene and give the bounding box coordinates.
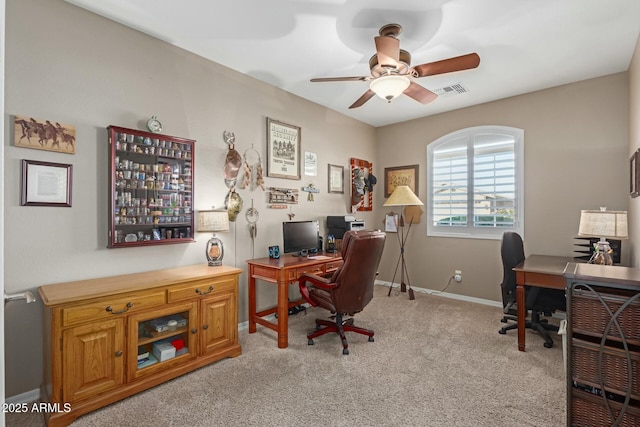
[433,82,469,97]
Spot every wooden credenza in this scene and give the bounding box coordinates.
[565,263,640,426]
[38,264,242,427]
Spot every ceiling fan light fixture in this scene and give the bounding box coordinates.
[369,74,410,102]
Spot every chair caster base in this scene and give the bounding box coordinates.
[368,336,374,342]
[308,339,314,346]
[343,348,349,355]
[543,341,553,349]
[498,329,506,335]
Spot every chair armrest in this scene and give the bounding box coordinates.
[298,272,336,306]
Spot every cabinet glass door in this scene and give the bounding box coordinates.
[128,302,198,380]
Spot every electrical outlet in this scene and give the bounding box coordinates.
[454,269,462,282]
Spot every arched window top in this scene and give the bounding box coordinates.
[426,126,524,240]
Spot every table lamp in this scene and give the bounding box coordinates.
[577,207,628,265]
[383,185,424,300]
[197,210,230,266]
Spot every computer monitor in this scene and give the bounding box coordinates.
[282,220,319,256]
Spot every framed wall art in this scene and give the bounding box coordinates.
[266,117,301,180]
[21,159,72,207]
[384,164,419,198]
[631,149,639,198]
[14,115,76,154]
[328,164,344,194]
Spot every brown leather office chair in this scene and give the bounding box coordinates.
[298,230,386,355]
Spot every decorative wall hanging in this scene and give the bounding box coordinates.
[245,199,260,258]
[268,187,298,208]
[350,158,373,212]
[328,164,344,194]
[240,145,265,191]
[266,117,301,180]
[14,115,76,154]
[304,151,317,176]
[225,189,243,222]
[384,164,419,198]
[223,131,242,189]
[303,183,319,201]
[21,159,72,207]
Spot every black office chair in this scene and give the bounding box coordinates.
[498,231,566,348]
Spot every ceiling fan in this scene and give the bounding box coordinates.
[310,23,480,109]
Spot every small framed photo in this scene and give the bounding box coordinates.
[266,117,301,180]
[328,164,344,194]
[385,213,399,233]
[21,159,72,207]
[630,149,639,198]
[384,164,419,198]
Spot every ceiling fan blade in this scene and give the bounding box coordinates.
[413,53,480,78]
[310,76,370,83]
[403,82,438,104]
[374,36,400,68]
[349,90,376,109]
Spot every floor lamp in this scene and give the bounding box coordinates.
[383,185,424,300]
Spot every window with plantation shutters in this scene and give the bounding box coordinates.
[427,126,524,239]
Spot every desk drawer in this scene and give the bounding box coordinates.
[168,277,236,302]
[62,291,166,327]
[325,260,343,272]
[289,266,324,281]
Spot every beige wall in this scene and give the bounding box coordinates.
[3,0,635,399]
[375,73,630,301]
[4,0,377,397]
[629,35,640,266]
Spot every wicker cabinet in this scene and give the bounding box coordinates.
[565,263,640,426]
[39,265,242,427]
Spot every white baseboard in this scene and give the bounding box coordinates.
[5,388,39,405]
[375,280,502,308]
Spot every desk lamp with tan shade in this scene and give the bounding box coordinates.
[197,210,230,266]
[578,207,628,265]
[383,185,424,300]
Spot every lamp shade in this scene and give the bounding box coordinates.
[370,75,410,101]
[578,209,628,239]
[383,185,423,207]
[197,210,229,233]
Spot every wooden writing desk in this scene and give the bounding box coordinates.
[247,253,342,348]
[513,254,574,352]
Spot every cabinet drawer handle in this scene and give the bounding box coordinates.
[195,285,214,295]
[191,328,197,334]
[105,302,133,314]
[115,350,123,357]
[202,324,209,330]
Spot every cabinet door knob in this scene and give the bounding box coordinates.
[105,302,133,314]
[191,328,197,334]
[115,350,123,357]
[202,324,209,330]
[195,285,214,295]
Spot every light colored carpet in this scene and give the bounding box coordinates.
[8,285,565,427]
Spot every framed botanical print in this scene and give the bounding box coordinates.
[266,117,301,180]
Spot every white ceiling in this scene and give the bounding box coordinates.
[65,0,640,127]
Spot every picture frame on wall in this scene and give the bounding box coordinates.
[384,164,419,198]
[266,117,301,180]
[21,159,72,207]
[631,149,639,198]
[328,164,344,194]
[14,115,76,154]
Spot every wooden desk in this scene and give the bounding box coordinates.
[247,253,343,348]
[513,254,574,352]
